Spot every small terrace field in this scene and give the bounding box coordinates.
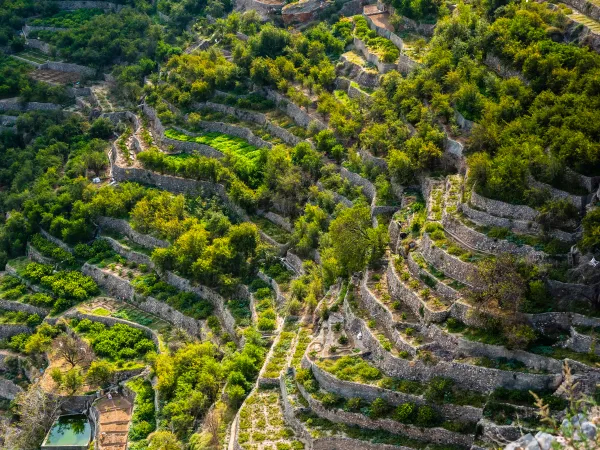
[29,9,104,28]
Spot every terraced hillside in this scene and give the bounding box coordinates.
[1,0,600,449]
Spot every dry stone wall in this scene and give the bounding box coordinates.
[0,377,23,400]
[0,98,61,112]
[26,38,52,54]
[420,233,479,288]
[337,54,380,88]
[305,356,483,423]
[262,88,327,131]
[40,228,74,253]
[353,37,398,73]
[42,61,96,77]
[406,252,459,303]
[54,1,124,11]
[340,167,376,203]
[0,324,32,340]
[442,214,547,261]
[529,178,592,211]
[296,380,475,447]
[164,271,238,342]
[97,216,169,249]
[345,296,562,392]
[0,298,48,317]
[454,109,474,132]
[386,262,450,323]
[470,189,538,221]
[101,236,155,269]
[131,295,202,338]
[562,0,600,21]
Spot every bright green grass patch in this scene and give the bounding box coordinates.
[164,129,263,185]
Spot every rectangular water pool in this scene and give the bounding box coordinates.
[42,414,91,450]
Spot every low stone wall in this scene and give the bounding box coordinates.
[460,201,576,243]
[257,272,287,307]
[529,178,592,211]
[263,211,293,233]
[165,271,238,343]
[97,216,169,250]
[386,262,450,323]
[197,101,305,147]
[296,380,474,447]
[470,189,538,221]
[285,250,304,275]
[27,243,56,265]
[340,167,376,203]
[177,120,272,149]
[40,228,74,254]
[262,88,327,131]
[161,136,224,158]
[360,273,419,355]
[565,327,600,355]
[398,53,419,74]
[453,109,474,132]
[0,98,61,112]
[41,61,96,78]
[406,252,459,303]
[0,324,32,340]
[101,236,155,269]
[306,356,483,423]
[316,182,354,208]
[54,1,124,12]
[420,233,479,288]
[0,377,23,400]
[132,295,201,338]
[26,38,52,54]
[81,263,135,300]
[484,54,527,83]
[337,54,380,89]
[425,325,563,373]
[442,214,546,261]
[353,37,398,74]
[363,14,404,51]
[345,296,562,392]
[63,310,160,351]
[562,0,600,21]
[0,298,48,317]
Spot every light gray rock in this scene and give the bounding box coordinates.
[534,431,555,450]
[581,421,597,440]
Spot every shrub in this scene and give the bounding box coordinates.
[416,405,438,426]
[369,398,391,419]
[394,402,415,423]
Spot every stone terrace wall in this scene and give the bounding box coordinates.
[484,54,527,83]
[425,325,563,373]
[360,272,420,354]
[344,297,563,392]
[82,263,135,300]
[132,295,201,338]
[41,61,96,77]
[296,381,475,447]
[340,167,376,203]
[26,38,51,54]
[161,137,224,158]
[562,0,600,21]
[470,189,538,221]
[363,14,404,50]
[40,228,74,253]
[27,243,56,265]
[97,216,169,249]
[196,101,305,147]
[353,37,398,74]
[262,88,327,131]
[442,214,547,261]
[165,271,238,343]
[0,377,23,400]
[420,233,479,288]
[0,324,32,340]
[386,262,450,323]
[101,236,155,269]
[530,178,593,211]
[54,1,124,11]
[257,272,287,307]
[0,99,61,112]
[406,252,459,303]
[454,109,474,132]
[176,121,272,149]
[63,310,160,351]
[0,298,48,317]
[306,356,483,423]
